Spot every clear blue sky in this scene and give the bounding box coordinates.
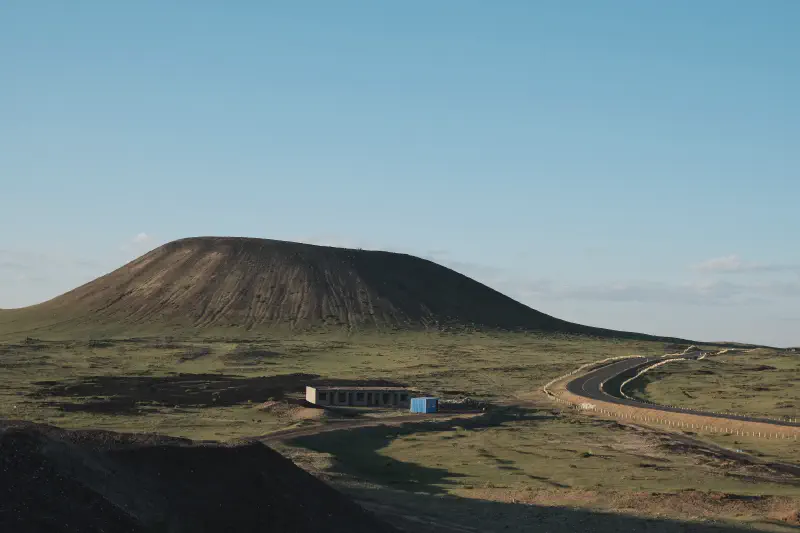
[2,1,799,346]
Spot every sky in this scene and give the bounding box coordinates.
[2,1,799,346]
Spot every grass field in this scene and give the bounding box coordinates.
[0,331,664,440]
[2,332,798,531]
[275,407,800,531]
[280,409,797,496]
[626,349,800,422]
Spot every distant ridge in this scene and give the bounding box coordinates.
[0,236,693,341]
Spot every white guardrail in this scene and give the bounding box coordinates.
[542,354,640,400]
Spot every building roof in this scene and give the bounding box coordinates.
[307,385,412,391]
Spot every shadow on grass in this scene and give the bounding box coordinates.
[287,409,788,530]
[345,484,774,533]
[30,374,407,415]
[287,406,556,495]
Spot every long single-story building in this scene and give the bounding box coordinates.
[305,385,412,408]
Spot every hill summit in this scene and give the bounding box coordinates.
[0,237,676,340]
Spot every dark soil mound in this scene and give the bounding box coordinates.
[0,236,690,342]
[0,420,398,533]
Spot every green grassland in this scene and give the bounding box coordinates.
[276,408,800,532]
[279,409,798,497]
[626,349,800,422]
[0,331,664,440]
[3,332,798,531]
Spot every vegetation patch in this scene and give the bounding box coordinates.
[627,350,799,421]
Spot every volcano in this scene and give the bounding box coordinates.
[0,237,685,341]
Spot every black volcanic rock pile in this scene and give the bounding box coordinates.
[0,420,397,533]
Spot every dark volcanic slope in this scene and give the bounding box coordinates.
[0,420,397,533]
[0,236,684,340]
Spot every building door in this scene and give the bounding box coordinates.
[367,392,373,405]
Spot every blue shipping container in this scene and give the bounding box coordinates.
[410,397,438,413]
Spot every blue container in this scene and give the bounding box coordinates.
[410,397,438,413]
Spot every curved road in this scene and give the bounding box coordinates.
[566,356,800,428]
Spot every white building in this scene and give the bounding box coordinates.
[305,386,412,408]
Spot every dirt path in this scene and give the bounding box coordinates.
[251,381,799,532]
[259,412,479,443]
[258,392,799,483]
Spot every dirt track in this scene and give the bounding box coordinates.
[260,411,480,443]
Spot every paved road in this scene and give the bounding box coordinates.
[566,356,800,428]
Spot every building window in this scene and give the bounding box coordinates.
[399,394,408,402]
[382,393,390,404]
[319,392,328,401]
[356,392,365,401]
[338,392,347,403]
